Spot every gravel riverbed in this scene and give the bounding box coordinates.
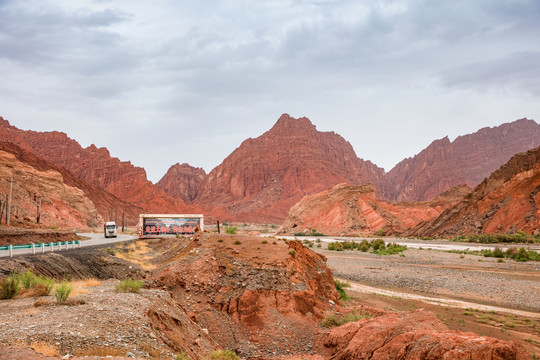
[316,247,540,313]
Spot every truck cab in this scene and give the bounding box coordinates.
[104,221,117,238]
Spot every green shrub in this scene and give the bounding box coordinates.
[370,239,386,251]
[359,243,369,252]
[327,242,344,251]
[17,271,38,289]
[35,276,55,295]
[334,279,351,300]
[233,240,241,245]
[225,226,237,234]
[0,276,20,299]
[288,249,296,256]
[205,350,240,360]
[115,278,144,294]
[176,352,192,360]
[261,240,268,244]
[54,280,73,302]
[372,243,407,255]
[321,310,373,328]
[376,229,385,236]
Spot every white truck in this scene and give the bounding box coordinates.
[104,221,117,238]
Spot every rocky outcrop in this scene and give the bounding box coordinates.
[281,182,469,235]
[156,163,206,203]
[384,119,540,201]
[0,141,142,227]
[319,309,527,360]
[193,114,385,222]
[410,146,540,236]
[0,117,191,214]
[149,232,340,359]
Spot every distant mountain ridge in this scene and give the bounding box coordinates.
[0,116,193,215]
[409,146,540,236]
[191,114,385,222]
[0,141,143,227]
[1,113,539,225]
[383,118,540,201]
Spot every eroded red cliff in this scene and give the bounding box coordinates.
[410,146,540,236]
[384,119,540,201]
[156,163,206,204]
[193,114,385,222]
[0,117,192,214]
[280,182,469,235]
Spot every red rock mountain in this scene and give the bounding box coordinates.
[0,142,142,227]
[410,146,540,236]
[192,114,385,222]
[0,117,192,214]
[280,182,469,235]
[384,118,540,201]
[156,163,206,204]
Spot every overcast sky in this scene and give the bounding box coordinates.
[1,0,539,183]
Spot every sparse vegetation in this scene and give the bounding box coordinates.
[261,239,268,244]
[0,275,20,299]
[288,249,296,255]
[54,280,73,303]
[176,352,192,360]
[294,228,325,236]
[334,279,351,300]
[449,247,540,262]
[225,226,237,234]
[234,240,241,245]
[450,232,539,244]
[205,350,240,360]
[327,239,407,255]
[115,278,144,294]
[321,310,373,328]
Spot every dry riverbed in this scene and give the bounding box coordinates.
[316,245,540,357]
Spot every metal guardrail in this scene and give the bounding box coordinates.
[0,240,81,257]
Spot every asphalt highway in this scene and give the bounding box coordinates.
[0,233,138,258]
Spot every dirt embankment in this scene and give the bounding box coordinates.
[0,228,82,246]
[0,245,145,280]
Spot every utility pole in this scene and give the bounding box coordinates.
[7,177,13,226]
[122,211,125,233]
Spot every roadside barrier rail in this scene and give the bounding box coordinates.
[0,240,81,257]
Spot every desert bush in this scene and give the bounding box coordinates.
[327,242,344,251]
[334,279,351,300]
[205,350,240,360]
[115,278,143,294]
[0,276,20,299]
[54,280,73,303]
[370,239,386,251]
[376,229,385,236]
[17,270,38,289]
[321,310,373,328]
[288,249,296,256]
[176,352,192,360]
[225,226,237,234]
[261,240,268,244]
[451,232,537,244]
[233,240,241,245]
[372,243,407,255]
[359,243,369,252]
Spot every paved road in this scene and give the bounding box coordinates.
[0,233,138,258]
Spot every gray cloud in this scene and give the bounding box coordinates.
[0,0,539,181]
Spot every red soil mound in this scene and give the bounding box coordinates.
[281,183,469,235]
[318,309,528,360]
[148,233,339,359]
